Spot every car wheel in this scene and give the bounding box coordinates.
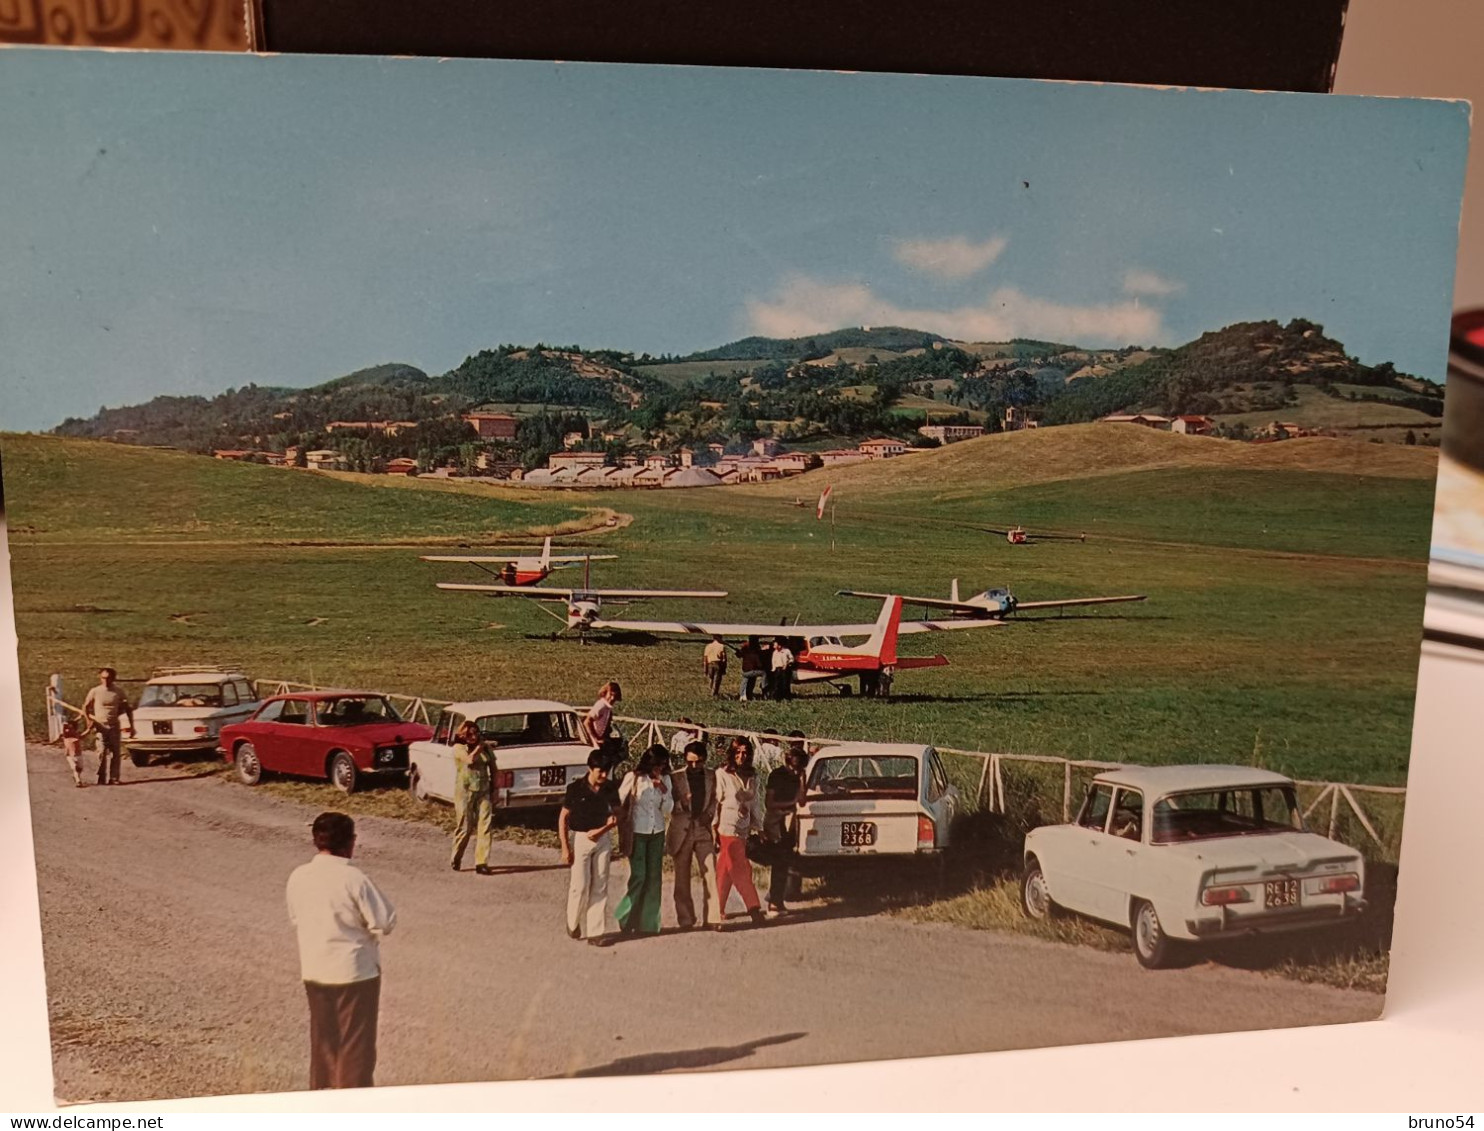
[1132,899,1176,969]
[330,751,358,794]
[235,742,263,786]
[1021,858,1057,921]
[409,766,431,803]
[128,748,151,768]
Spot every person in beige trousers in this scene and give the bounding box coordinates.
[668,740,719,930]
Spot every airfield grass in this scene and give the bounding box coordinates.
[4,428,1430,990]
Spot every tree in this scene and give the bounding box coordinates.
[1405,429,1417,446]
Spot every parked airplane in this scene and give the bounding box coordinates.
[434,579,727,639]
[590,594,1004,696]
[838,580,1147,619]
[987,525,1087,545]
[421,536,616,586]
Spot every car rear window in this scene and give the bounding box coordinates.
[475,711,578,745]
[807,755,918,799]
[139,683,225,708]
[315,696,402,726]
[1151,786,1303,843]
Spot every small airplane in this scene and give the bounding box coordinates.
[421,536,617,587]
[589,594,1004,696]
[838,580,1147,619]
[434,579,728,640]
[987,525,1087,545]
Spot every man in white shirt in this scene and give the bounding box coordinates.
[285,812,397,1090]
[769,640,794,700]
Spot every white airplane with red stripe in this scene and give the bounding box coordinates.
[839,579,1147,619]
[591,594,1005,696]
[421,536,616,587]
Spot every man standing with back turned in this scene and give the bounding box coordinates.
[286,812,397,1090]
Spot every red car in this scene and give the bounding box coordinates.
[219,691,433,793]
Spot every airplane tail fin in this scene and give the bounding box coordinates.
[864,596,903,665]
[950,578,960,604]
[540,536,552,570]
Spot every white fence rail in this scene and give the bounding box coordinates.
[238,678,1407,856]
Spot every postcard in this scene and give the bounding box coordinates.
[0,49,1468,1103]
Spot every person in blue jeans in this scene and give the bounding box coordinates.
[738,637,766,701]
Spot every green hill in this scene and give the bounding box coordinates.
[0,433,577,544]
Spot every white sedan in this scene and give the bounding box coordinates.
[1022,765,1367,968]
[408,699,596,809]
[794,742,958,858]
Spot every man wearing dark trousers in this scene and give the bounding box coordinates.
[285,812,397,1089]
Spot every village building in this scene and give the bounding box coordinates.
[462,411,519,440]
[751,438,784,457]
[768,453,812,474]
[859,438,907,459]
[1100,413,1172,429]
[548,451,609,471]
[385,457,419,476]
[1003,406,1039,432]
[212,449,253,461]
[918,423,986,444]
[563,431,586,449]
[818,449,869,467]
[643,453,672,471]
[1171,414,1216,436]
[304,449,347,471]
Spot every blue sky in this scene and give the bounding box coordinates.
[0,51,1469,431]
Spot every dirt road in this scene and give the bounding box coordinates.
[25,745,1380,1103]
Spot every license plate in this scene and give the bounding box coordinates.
[539,766,566,788]
[152,721,172,735]
[840,821,877,847]
[1264,878,1300,908]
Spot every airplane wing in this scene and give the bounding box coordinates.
[421,554,617,564]
[1010,594,1146,612]
[838,589,979,613]
[589,618,887,638]
[436,583,726,599]
[897,618,1009,634]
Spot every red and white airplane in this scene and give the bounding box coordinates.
[590,594,1004,696]
[838,580,1147,620]
[421,536,617,587]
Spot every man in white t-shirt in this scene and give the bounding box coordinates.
[285,812,397,1090]
[583,680,623,772]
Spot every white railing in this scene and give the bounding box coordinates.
[195,677,1408,855]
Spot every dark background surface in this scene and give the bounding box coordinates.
[258,0,1347,92]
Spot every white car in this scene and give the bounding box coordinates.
[1021,765,1367,968]
[128,667,259,765]
[794,742,958,858]
[408,699,596,809]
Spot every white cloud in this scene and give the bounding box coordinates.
[1122,269,1183,297]
[745,275,1165,346]
[892,236,1008,280]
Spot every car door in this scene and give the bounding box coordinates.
[226,679,258,725]
[419,709,461,801]
[270,698,318,775]
[1051,783,1115,917]
[1089,787,1146,922]
[923,749,957,848]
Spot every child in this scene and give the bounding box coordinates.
[59,719,85,787]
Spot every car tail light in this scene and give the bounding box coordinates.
[193,725,209,735]
[1316,873,1360,894]
[916,815,936,849]
[1201,885,1252,906]
[497,770,515,789]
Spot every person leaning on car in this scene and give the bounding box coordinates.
[667,740,720,930]
[450,720,497,875]
[82,667,134,786]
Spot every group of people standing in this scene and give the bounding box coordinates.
[560,730,811,945]
[706,635,800,701]
[54,667,137,787]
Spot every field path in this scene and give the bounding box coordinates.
[26,746,1379,1104]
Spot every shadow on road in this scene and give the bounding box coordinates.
[470,863,568,876]
[554,1031,806,1077]
[110,774,211,787]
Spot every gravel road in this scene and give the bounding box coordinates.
[25,744,1380,1103]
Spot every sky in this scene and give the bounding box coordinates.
[0,51,1470,432]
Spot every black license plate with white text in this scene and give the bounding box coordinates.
[840,821,877,847]
[539,766,566,787]
[152,721,172,735]
[1264,878,1300,908]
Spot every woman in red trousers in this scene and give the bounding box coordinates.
[712,736,767,929]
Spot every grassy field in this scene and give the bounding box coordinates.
[1214,385,1442,432]
[6,426,1427,989]
[4,427,1430,788]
